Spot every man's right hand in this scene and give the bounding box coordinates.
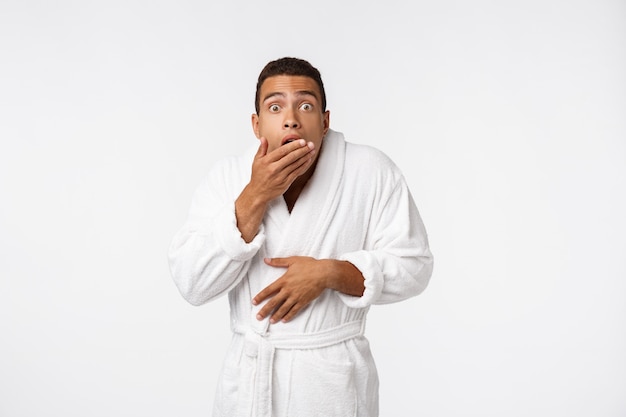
[248,137,316,202]
[235,137,315,242]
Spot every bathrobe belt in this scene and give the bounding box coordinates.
[232,320,365,417]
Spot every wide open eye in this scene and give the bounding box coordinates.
[299,103,313,111]
[269,104,281,112]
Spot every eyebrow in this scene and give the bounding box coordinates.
[262,90,319,103]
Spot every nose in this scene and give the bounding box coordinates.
[283,108,299,129]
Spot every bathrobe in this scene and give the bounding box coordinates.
[168,129,434,417]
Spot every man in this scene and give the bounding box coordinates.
[168,57,434,417]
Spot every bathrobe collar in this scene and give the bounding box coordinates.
[265,129,346,257]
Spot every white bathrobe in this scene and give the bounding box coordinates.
[168,129,434,417]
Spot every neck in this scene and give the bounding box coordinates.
[283,152,320,212]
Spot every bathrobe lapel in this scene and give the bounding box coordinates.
[267,130,346,258]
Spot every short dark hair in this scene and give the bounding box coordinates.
[255,57,327,114]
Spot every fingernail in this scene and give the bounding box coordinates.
[307,141,314,150]
[299,139,306,146]
[256,314,263,320]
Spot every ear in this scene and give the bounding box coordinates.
[322,110,330,136]
[251,113,261,139]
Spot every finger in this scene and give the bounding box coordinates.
[277,139,307,156]
[284,141,315,162]
[281,302,303,323]
[264,257,292,268]
[257,293,286,320]
[272,140,314,164]
[270,298,297,324]
[283,149,316,175]
[255,137,268,159]
[252,282,279,305]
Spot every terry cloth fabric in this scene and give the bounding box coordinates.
[233,320,365,417]
[168,129,434,417]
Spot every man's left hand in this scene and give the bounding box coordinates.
[252,256,329,324]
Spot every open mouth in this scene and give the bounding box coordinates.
[282,136,300,146]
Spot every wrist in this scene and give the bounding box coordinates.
[323,259,364,296]
[235,186,269,243]
[238,184,270,211]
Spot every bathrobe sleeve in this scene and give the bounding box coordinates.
[168,157,264,306]
[337,149,434,309]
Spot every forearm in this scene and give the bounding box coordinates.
[235,184,268,243]
[322,259,365,297]
[168,226,252,305]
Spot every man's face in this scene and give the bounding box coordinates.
[252,75,330,153]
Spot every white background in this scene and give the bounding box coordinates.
[1,1,625,416]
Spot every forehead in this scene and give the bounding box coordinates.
[260,75,321,100]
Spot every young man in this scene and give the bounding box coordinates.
[168,57,434,417]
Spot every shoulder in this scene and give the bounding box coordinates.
[327,129,397,169]
[207,145,255,177]
[324,131,409,203]
[342,136,404,184]
[345,141,397,169]
[201,145,255,193]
